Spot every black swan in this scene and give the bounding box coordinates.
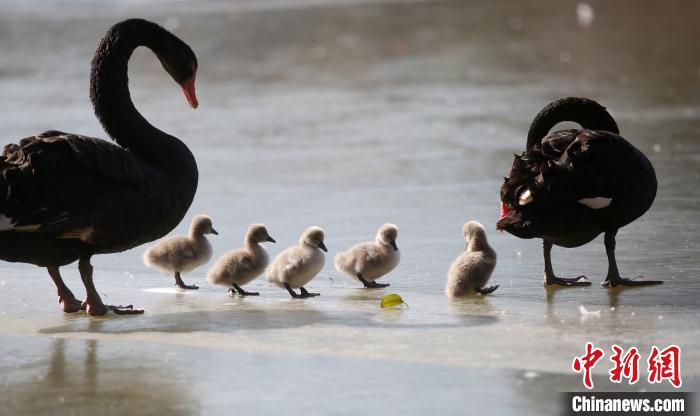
[497,97,661,287]
[0,19,200,315]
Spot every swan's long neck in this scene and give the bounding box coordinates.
[525,97,620,150]
[89,20,196,174]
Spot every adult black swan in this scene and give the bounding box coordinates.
[0,19,200,315]
[497,97,661,287]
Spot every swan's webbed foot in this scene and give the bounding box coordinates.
[358,274,390,289]
[231,284,259,296]
[542,241,591,287]
[77,257,143,316]
[602,275,663,288]
[107,304,144,315]
[174,272,199,290]
[82,300,144,316]
[59,295,85,313]
[544,275,592,287]
[475,285,499,295]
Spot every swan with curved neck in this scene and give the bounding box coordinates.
[498,97,660,288]
[0,19,200,315]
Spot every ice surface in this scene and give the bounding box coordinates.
[0,0,699,415]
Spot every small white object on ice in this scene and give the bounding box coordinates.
[523,371,539,379]
[579,305,601,316]
[576,3,595,27]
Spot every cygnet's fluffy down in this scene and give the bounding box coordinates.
[267,226,327,298]
[207,224,275,296]
[143,214,218,290]
[445,221,499,297]
[334,223,400,288]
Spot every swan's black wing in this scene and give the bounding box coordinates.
[497,129,649,239]
[0,130,153,242]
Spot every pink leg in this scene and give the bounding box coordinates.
[78,256,143,316]
[47,266,84,313]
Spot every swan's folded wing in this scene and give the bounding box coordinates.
[562,130,631,200]
[0,131,154,238]
[498,129,621,236]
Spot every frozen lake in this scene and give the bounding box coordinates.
[0,0,698,414]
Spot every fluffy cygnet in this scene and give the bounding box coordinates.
[267,226,327,298]
[334,223,400,288]
[445,221,499,297]
[207,224,276,296]
[143,214,218,290]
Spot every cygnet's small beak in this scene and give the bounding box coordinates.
[266,235,276,243]
[390,240,398,251]
[318,241,328,252]
[210,228,219,235]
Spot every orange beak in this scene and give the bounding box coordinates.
[181,75,198,109]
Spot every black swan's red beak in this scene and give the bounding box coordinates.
[181,75,198,109]
[500,201,511,220]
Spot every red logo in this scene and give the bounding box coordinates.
[572,343,682,389]
[648,345,682,388]
[572,342,605,389]
[609,345,640,384]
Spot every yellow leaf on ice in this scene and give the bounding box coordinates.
[381,294,408,308]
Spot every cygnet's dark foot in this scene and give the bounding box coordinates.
[475,285,499,295]
[300,287,320,297]
[175,282,199,290]
[284,284,320,298]
[358,274,390,289]
[58,293,85,313]
[82,299,144,316]
[544,275,592,287]
[602,275,663,288]
[232,284,259,296]
[174,273,198,290]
